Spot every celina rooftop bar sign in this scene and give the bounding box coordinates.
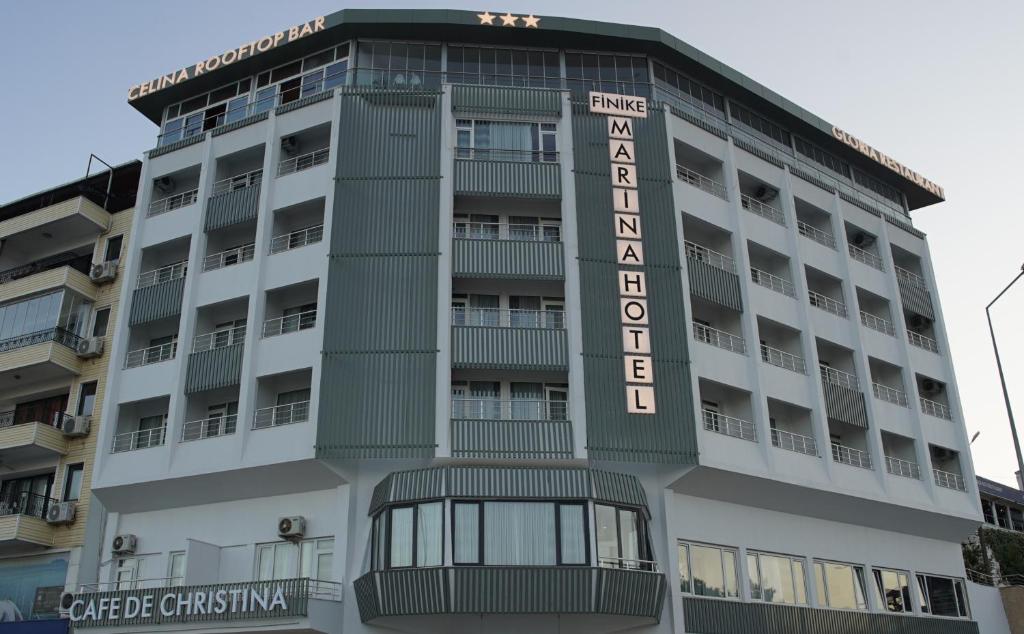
[589,91,655,415]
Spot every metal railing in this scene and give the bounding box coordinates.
[907,330,939,353]
[920,397,952,420]
[211,169,263,196]
[454,147,559,163]
[137,261,187,289]
[740,193,785,226]
[263,309,317,337]
[831,442,873,470]
[452,307,565,329]
[270,224,324,254]
[203,243,255,272]
[760,344,806,374]
[0,410,65,429]
[149,188,198,217]
[253,401,310,429]
[885,456,921,479]
[933,468,967,492]
[685,241,735,272]
[0,327,82,354]
[796,221,836,249]
[452,221,561,242]
[808,290,847,317]
[895,266,927,289]
[848,244,884,271]
[124,341,177,369]
[771,428,818,456]
[872,383,908,407]
[598,557,660,572]
[860,311,895,336]
[111,425,167,453]
[0,411,12,428]
[181,414,237,442]
[676,164,728,200]
[750,267,795,297]
[278,147,330,177]
[451,398,568,421]
[820,365,859,390]
[702,409,757,442]
[0,251,92,285]
[0,491,56,519]
[192,325,246,353]
[693,323,745,354]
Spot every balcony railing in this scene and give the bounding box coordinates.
[0,327,82,354]
[598,557,660,572]
[124,341,177,369]
[885,456,921,479]
[0,491,55,520]
[808,290,847,317]
[702,409,757,442]
[760,344,806,374]
[452,399,568,421]
[907,330,939,353]
[831,442,873,470]
[676,164,728,200]
[0,252,92,286]
[137,261,187,289]
[820,365,859,390]
[111,425,167,453]
[452,221,561,242]
[685,241,735,273]
[452,307,565,329]
[203,243,255,272]
[455,147,559,163]
[278,148,330,177]
[796,221,836,249]
[693,323,745,354]
[192,325,246,353]
[933,468,967,492]
[211,169,263,197]
[253,400,310,429]
[263,309,318,337]
[270,224,324,254]
[895,266,927,289]
[848,244,884,271]
[920,397,952,420]
[872,383,908,407]
[860,311,895,336]
[740,193,785,226]
[771,428,818,456]
[181,414,237,442]
[148,188,198,217]
[0,410,65,429]
[750,268,795,297]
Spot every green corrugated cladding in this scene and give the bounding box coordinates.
[451,325,568,370]
[681,597,979,634]
[821,381,870,429]
[686,257,744,311]
[204,185,261,232]
[184,344,244,394]
[571,102,699,464]
[128,277,185,326]
[453,160,562,198]
[452,238,564,279]
[315,89,441,459]
[451,419,574,460]
[451,85,562,117]
[896,276,935,320]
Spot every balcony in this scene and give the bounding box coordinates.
[203,243,255,272]
[452,221,564,280]
[685,241,734,272]
[451,308,567,371]
[831,442,872,470]
[205,170,263,232]
[0,195,109,244]
[693,323,745,355]
[760,344,806,374]
[895,266,935,320]
[920,397,952,420]
[454,150,561,199]
[808,290,847,317]
[702,409,756,442]
[860,310,895,336]
[130,262,187,326]
[886,455,921,480]
[124,340,177,369]
[820,365,869,428]
[278,147,329,177]
[872,383,908,407]
[0,411,68,464]
[181,414,237,442]
[0,251,92,289]
[676,164,727,200]
[907,330,939,353]
[0,492,57,550]
[263,309,317,338]
[750,267,795,297]
[253,400,310,430]
[148,188,198,217]
[270,224,323,254]
[740,193,785,226]
[0,327,81,356]
[686,242,743,311]
[771,428,818,456]
[933,468,967,492]
[451,398,573,459]
[848,244,884,271]
[111,424,166,453]
[797,220,836,249]
[185,328,245,394]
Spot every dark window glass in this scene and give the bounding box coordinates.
[303,48,336,71]
[91,308,110,337]
[270,61,302,84]
[104,236,123,263]
[76,382,97,416]
[209,83,238,105]
[63,464,84,502]
[180,94,208,115]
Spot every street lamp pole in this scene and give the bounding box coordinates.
[986,264,1024,487]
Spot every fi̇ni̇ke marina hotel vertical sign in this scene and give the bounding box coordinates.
[588,91,655,414]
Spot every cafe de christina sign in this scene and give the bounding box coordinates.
[69,584,293,626]
[588,91,656,415]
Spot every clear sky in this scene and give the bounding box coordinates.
[2,0,1022,486]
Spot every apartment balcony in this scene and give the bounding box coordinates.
[204,169,263,232]
[263,309,317,338]
[452,222,564,280]
[750,267,795,298]
[124,340,177,369]
[181,414,237,442]
[860,310,895,336]
[454,149,561,199]
[451,398,573,459]
[907,330,940,354]
[797,221,836,249]
[872,382,909,408]
[0,411,69,464]
[111,425,167,453]
[895,266,935,320]
[253,400,310,430]
[184,326,245,394]
[702,409,756,442]
[278,148,330,177]
[0,492,58,551]
[676,164,727,200]
[933,468,967,492]
[819,365,869,428]
[920,397,953,421]
[760,344,806,374]
[771,428,818,456]
[0,195,109,244]
[203,243,255,272]
[270,224,323,255]
[831,441,873,470]
[148,188,198,218]
[129,262,187,326]
[848,244,884,271]
[886,455,921,480]
[0,327,83,383]
[0,252,93,297]
[693,323,745,355]
[686,242,743,311]
[451,308,567,371]
[740,193,785,226]
[808,290,847,318]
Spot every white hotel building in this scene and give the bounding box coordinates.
[69,8,1006,634]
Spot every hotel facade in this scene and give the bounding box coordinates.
[65,8,1007,634]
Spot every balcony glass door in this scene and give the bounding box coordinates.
[510,382,542,419]
[546,386,568,421]
[509,296,540,328]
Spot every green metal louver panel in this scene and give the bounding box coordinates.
[452,238,564,279]
[451,325,567,370]
[454,160,562,198]
[451,419,574,460]
[451,85,562,117]
[595,567,666,618]
[821,381,869,428]
[184,344,244,394]
[128,277,185,326]
[686,257,743,311]
[451,567,592,613]
[896,276,935,320]
[204,185,260,232]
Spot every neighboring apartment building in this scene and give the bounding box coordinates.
[0,161,139,631]
[979,476,1024,534]
[70,9,992,634]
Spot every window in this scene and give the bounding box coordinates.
[455,120,557,162]
[167,552,185,586]
[651,61,724,114]
[916,574,969,618]
[300,538,334,580]
[678,542,739,598]
[597,505,652,569]
[91,308,110,337]
[212,319,246,348]
[76,382,97,416]
[565,52,650,99]
[62,464,84,502]
[729,102,791,148]
[447,45,560,88]
[385,502,442,568]
[852,168,903,207]
[256,537,334,580]
[104,236,123,263]
[748,551,807,605]
[12,394,68,427]
[355,41,441,89]
[0,289,92,344]
[872,567,911,613]
[283,303,317,333]
[450,501,587,566]
[794,138,851,179]
[275,389,311,425]
[813,560,867,610]
[115,558,141,591]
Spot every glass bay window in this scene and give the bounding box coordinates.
[452,501,587,566]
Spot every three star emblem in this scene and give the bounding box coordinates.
[477,11,540,27]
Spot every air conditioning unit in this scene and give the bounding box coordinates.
[89,261,117,283]
[851,232,875,247]
[921,379,943,396]
[112,534,138,556]
[62,415,91,438]
[278,516,306,541]
[59,591,77,614]
[753,185,777,202]
[76,337,104,359]
[155,176,176,194]
[909,314,931,331]
[46,501,77,525]
[281,136,298,155]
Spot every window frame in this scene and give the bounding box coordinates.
[454,119,559,162]
[871,566,912,613]
[747,549,808,605]
[596,503,654,570]
[103,235,123,263]
[254,536,334,581]
[167,551,186,587]
[76,381,98,416]
[813,558,868,611]
[381,501,445,570]
[677,540,740,599]
[915,572,970,618]
[61,463,84,502]
[449,499,590,567]
[91,307,110,338]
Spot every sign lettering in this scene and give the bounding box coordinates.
[831,126,944,199]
